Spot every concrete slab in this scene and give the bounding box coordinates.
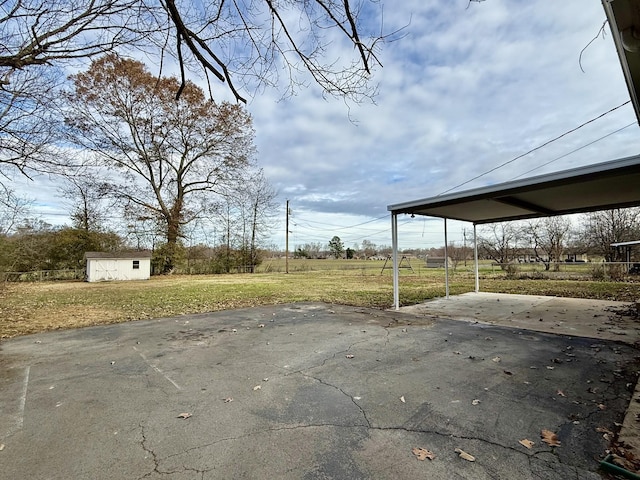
[1,302,638,479]
[398,292,640,344]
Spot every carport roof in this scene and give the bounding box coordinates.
[387,154,640,224]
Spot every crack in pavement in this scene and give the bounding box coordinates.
[138,423,162,479]
[298,371,372,428]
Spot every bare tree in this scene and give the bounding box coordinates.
[447,241,471,271]
[241,168,278,269]
[1,0,391,103]
[522,216,571,271]
[361,239,377,258]
[0,187,32,235]
[0,66,62,177]
[580,208,640,261]
[478,222,519,269]
[59,173,109,232]
[65,55,255,272]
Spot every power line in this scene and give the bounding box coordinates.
[511,122,636,180]
[437,100,632,196]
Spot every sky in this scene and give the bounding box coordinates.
[10,0,640,251]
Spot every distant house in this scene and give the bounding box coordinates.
[565,252,588,262]
[84,251,152,282]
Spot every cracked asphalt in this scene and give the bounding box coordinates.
[1,302,638,479]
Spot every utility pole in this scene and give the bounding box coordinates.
[463,227,467,267]
[285,199,289,274]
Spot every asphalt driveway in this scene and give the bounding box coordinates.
[0,302,637,479]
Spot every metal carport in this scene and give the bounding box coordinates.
[386,154,640,310]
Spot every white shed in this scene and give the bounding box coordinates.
[84,251,152,282]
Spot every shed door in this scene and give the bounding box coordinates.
[95,260,118,280]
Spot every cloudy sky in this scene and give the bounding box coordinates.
[12,0,640,251]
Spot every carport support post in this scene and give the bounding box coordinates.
[392,213,399,310]
[444,218,449,299]
[474,223,480,292]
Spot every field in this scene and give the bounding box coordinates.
[1,258,639,339]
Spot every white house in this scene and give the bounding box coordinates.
[84,251,152,282]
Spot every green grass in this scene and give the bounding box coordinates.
[0,260,638,339]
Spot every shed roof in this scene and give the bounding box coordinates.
[387,154,640,224]
[611,240,640,247]
[84,251,152,259]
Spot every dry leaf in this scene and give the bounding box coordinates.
[412,447,435,461]
[492,357,501,363]
[455,448,475,462]
[596,426,613,435]
[258,324,265,328]
[557,390,566,397]
[223,397,233,403]
[541,429,561,447]
[177,412,192,419]
[400,396,406,403]
[519,439,534,449]
[598,403,607,410]
[453,351,461,355]
[253,385,262,391]
[0,443,4,451]
[472,399,481,405]
[546,366,555,370]
[345,354,354,359]
[503,370,513,376]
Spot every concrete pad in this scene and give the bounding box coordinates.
[0,302,638,479]
[399,292,640,344]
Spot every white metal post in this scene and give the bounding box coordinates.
[444,218,449,299]
[474,223,480,292]
[392,213,399,310]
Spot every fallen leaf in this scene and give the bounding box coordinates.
[223,397,233,403]
[455,448,475,462]
[519,439,534,449]
[0,443,4,451]
[453,351,461,355]
[345,354,354,359]
[557,390,566,397]
[400,396,406,403]
[472,399,481,405]
[253,385,262,391]
[262,378,269,382]
[412,447,435,461]
[232,329,237,333]
[541,429,561,447]
[546,366,555,370]
[258,324,265,328]
[492,356,501,363]
[503,370,513,375]
[177,412,192,419]
[598,403,607,410]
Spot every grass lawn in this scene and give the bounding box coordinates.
[1,259,639,339]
